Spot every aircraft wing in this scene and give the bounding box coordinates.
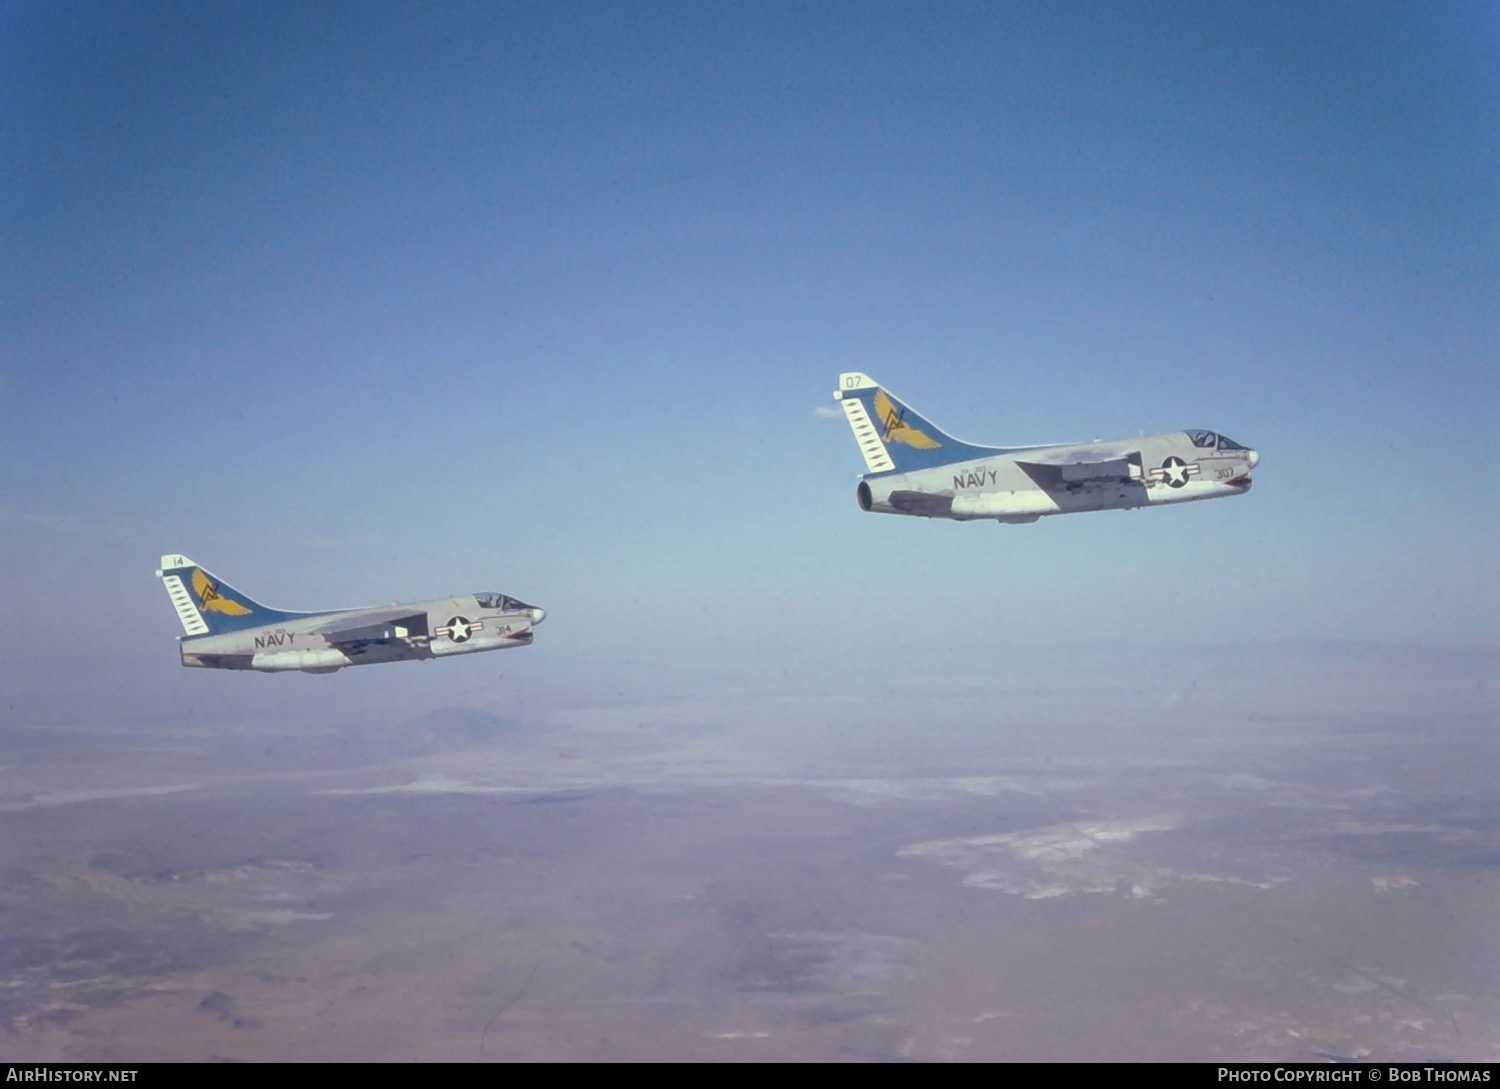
[1015,451,1142,487]
[309,609,430,646]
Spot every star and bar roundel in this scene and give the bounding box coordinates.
[1148,456,1200,489]
[437,616,483,643]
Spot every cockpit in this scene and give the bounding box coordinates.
[473,593,547,624]
[475,593,532,612]
[1187,430,1250,452]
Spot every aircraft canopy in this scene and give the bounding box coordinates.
[1187,430,1249,451]
[474,593,532,611]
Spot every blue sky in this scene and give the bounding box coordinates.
[2,2,1495,739]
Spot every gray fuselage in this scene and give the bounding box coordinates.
[858,431,1256,523]
[178,594,542,673]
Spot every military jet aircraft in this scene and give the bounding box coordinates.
[833,372,1258,523]
[156,554,545,674]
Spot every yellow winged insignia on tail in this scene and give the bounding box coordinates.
[874,389,941,449]
[192,568,252,616]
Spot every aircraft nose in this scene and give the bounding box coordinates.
[529,607,546,625]
[1247,449,1260,469]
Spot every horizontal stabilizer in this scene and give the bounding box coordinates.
[889,490,954,516]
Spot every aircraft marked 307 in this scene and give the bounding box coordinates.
[834,373,1257,524]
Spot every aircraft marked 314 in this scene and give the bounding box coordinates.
[157,556,544,674]
[834,373,1257,524]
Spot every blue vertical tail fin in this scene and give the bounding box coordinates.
[156,554,294,636]
[832,373,1000,473]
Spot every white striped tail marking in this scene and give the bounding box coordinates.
[840,397,896,474]
[161,574,209,635]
